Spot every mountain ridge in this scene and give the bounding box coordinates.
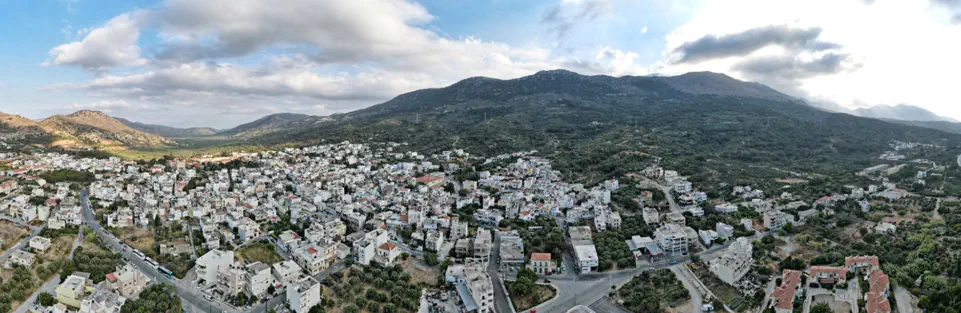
[115,117,218,138]
[215,113,313,138]
[852,104,955,122]
[241,69,959,185]
[38,110,173,148]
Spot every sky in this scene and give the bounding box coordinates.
[1,0,960,128]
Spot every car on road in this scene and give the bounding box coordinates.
[671,259,678,265]
[543,279,552,283]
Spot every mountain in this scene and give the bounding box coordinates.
[39,110,173,148]
[216,113,312,138]
[885,119,961,135]
[115,118,217,138]
[246,69,960,185]
[804,100,855,114]
[655,71,797,103]
[0,112,46,133]
[853,104,955,122]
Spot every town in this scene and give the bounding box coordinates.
[0,140,946,313]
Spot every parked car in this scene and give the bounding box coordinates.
[543,279,552,283]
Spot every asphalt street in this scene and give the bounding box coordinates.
[80,188,287,313]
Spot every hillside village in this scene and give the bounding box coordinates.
[0,139,956,313]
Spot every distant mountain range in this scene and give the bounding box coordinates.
[852,104,956,122]
[213,113,312,138]
[116,118,217,138]
[3,69,959,185]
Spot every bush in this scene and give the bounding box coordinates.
[38,292,55,306]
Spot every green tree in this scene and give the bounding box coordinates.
[38,292,55,306]
[810,303,832,313]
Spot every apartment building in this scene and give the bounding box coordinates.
[708,237,753,285]
[271,261,304,286]
[286,276,322,313]
[654,223,688,256]
[246,262,275,297]
[196,250,235,285]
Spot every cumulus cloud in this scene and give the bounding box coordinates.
[45,0,570,113]
[930,0,961,23]
[152,0,437,64]
[542,0,618,40]
[54,62,437,102]
[670,25,840,64]
[734,53,856,80]
[64,99,136,113]
[732,53,860,94]
[44,12,147,70]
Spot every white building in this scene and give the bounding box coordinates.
[673,181,692,194]
[446,261,494,313]
[573,244,599,273]
[195,250,234,285]
[763,210,792,231]
[246,262,275,297]
[271,261,303,286]
[286,276,321,313]
[709,238,754,285]
[716,223,734,239]
[655,224,688,256]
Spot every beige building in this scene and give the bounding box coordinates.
[527,253,554,275]
[6,250,36,268]
[56,272,94,308]
[104,264,150,298]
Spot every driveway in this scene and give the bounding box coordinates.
[894,286,919,313]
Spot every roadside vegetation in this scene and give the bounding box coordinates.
[505,269,556,311]
[614,269,690,313]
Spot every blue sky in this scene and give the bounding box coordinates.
[1,0,960,128]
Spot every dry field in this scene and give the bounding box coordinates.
[0,221,29,253]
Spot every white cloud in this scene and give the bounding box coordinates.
[642,26,648,34]
[657,0,961,119]
[44,0,578,120]
[44,11,147,70]
[65,99,131,110]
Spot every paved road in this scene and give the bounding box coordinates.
[488,231,514,313]
[588,296,631,313]
[79,188,287,313]
[671,266,704,313]
[893,286,917,313]
[537,230,769,313]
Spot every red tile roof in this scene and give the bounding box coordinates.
[810,266,847,282]
[105,272,118,282]
[379,242,397,250]
[530,253,552,262]
[866,292,891,313]
[416,176,442,184]
[307,247,318,255]
[869,270,890,294]
[772,270,802,310]
[845,255,880,269]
